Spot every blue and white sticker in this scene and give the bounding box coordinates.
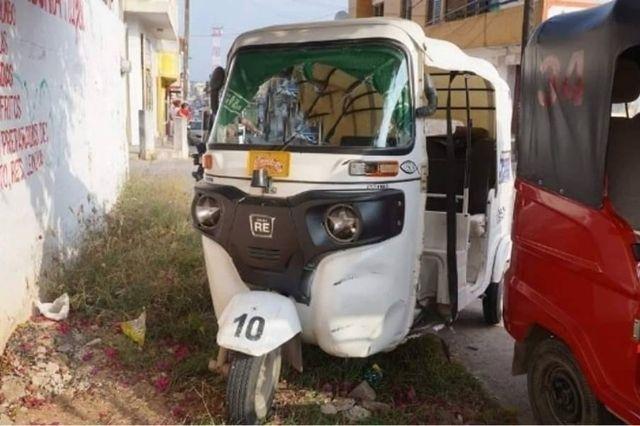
[499,151,512,184]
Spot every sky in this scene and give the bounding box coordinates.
[186,0,348,82]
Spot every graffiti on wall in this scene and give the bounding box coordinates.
[27,0,86,31]
[0,0,63,191]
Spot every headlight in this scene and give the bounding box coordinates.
[324,204,362,243]
[195,196,221,229]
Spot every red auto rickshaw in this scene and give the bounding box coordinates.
[505,0,640,423]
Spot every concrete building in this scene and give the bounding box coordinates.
[0,0,130,352]
[123,0,181,160]
[349,0,602,99]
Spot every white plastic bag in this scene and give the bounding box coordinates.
[36,293,70,321]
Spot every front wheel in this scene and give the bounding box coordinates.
[528,339,607,424]
[482,280,503,325]
[227,348,282,424]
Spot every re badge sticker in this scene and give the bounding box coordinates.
[499,151,512,184]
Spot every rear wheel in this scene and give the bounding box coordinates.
[482,280,503,325]
[226,348,282,424]
[528,339,607,424]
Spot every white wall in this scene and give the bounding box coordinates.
[0,0,128,352]
[125,17,159,157]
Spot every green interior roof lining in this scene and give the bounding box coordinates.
[218,44,408,126]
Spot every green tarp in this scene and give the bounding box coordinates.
[219,44,407,126]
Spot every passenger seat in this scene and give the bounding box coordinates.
[607,58,640,231]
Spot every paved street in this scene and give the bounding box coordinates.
[441,301,533,424]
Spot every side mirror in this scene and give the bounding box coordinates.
[210,66,226,116]
[193,66,226,182]
[416,75,438,118]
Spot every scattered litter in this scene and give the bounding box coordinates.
[344,405,371,422]
[36,294,69,321]
[348,380,376,402]
[362,363,383,387]
[466,345,479,351]
[320,403,338,415]
[332,397,355,412]
[120,311,146,346]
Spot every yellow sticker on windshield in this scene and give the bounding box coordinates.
[247,151,291,178]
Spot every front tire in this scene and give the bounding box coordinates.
[227,348,282,424]
[482,280,503,325]
[528,339,607,424]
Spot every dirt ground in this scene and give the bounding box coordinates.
[0,319,176,425]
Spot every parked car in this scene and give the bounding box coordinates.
[188,120,205,146]
[191,17,514,423]
[504,0,640,423]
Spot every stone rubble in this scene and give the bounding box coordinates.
[0,321,107,422]
[344,405,372,422]
[348,380,376,402]
[319,380,383,421]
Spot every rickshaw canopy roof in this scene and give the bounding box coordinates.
[228,18,427,57]
[518,0,640,207]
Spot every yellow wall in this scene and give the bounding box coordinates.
[351,0,547,49]
[424,5,528,49]
[156,52,179,137]
[157,51,179,80]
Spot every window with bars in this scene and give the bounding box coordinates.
[427,0,442,24]
[373,2,384,16]
[445,0,501,22]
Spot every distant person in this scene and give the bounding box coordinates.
[169,99,181,137]
[178,102,192,120]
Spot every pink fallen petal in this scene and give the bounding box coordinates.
[104,347,118,360]
[57,322,71,335]
[153,375,170,393]
[173,344,190,362]
[406,385,417,403]
[171,404,186,419]
[155,360,172,372]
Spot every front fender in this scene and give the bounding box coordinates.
[491,236,513,283]
[216,291,301,357]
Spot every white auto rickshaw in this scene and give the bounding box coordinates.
[192,17,513,424]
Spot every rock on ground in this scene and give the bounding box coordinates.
[344,405,371,422]
[320,403,338,415]
[360,400,391,412]
[332,397,356,412]
[348,380,376,402]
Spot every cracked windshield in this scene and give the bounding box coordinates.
[210,43,412,149]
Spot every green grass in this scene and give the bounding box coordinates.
[41,171,517,424]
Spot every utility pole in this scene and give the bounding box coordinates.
[402,0,412,20]
[183,0,190,101]
[521,0,537,58]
